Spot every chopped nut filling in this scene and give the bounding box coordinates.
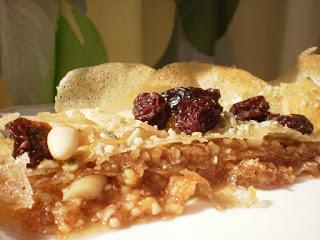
[7,136,320,236]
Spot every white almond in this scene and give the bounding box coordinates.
[47,126,79,161]
[63,175,107,201]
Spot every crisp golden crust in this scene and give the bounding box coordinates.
[276,47,320,84]
[152,62,267,111]
[55,62,267,113]
[55,63,155,114]
[55,48,320,133]
[279,78,320,132]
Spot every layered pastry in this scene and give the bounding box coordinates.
[1,48,320,238]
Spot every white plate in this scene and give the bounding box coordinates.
[1,106,320,240]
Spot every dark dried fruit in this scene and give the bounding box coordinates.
[133,87,223,133]
[175,98,223,134]
[5,117,52,168]
[267,113,313,134]
[230,96,270,122]
[161,87,221,110]
[133,92,171,129]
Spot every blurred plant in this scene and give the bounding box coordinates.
[176,0,239,55]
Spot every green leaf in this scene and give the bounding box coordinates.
[54,0,108,93]
[176,0,239,56]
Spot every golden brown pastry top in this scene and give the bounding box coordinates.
[54,48,320,133]
[55,48,320,131]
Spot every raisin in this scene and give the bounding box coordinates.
[161,87,221,110]
[5,117,53,168]
[133,92,171,129]
[175,98,223,134]
[229,96,270,122]
[267,113,313,134]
